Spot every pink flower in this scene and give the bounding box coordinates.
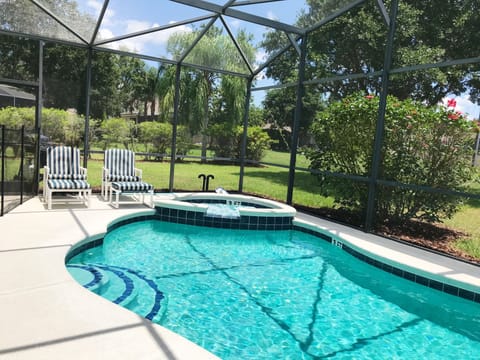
[448,113,460,121]
[365,95,374,99]
[447,98,457,108]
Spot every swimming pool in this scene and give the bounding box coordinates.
[67,218,480,359]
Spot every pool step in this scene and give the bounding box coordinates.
[67,264,109,294]
[67,263,166,322]
[95,266,138,308]
[122,271,168,323]
[67,264,138,307]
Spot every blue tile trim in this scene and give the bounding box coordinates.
[65,238,105,262]
[103,264,165,321]
[293,225,480,304]
[93,264,135,305]
[155,206,292,230]
[107,214,158,232]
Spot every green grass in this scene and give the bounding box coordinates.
[444,200,480,259]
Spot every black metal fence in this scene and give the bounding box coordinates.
[0,126,37,216]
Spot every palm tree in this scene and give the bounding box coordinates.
[162,24,256,161]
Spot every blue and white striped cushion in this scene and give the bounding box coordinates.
[105,149,137,180]
[48,179,91,190]
[71,147,86,180]
[111,181,153,192]
[47,146,71,179]
[108,174,140,182]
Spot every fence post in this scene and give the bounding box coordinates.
[1,125,5,216]
[20,126,25,204]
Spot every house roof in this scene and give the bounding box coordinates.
[0,84,35,101]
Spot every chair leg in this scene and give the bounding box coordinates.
[87,189,91,208]
[149,191,154,208]
[110,188,119,209]
[103,182,110,201]
[47,188,52,210]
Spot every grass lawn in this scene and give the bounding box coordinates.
[444,198,480,259]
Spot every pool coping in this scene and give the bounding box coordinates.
[1,195,479,359]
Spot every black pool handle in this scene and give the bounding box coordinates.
[198,173,214,191]
[206,174,214,191]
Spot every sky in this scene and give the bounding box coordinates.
[84,0,303,61]
[76,0,480,116]
[81,0,307,104]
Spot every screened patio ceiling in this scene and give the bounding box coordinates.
[0,0,381,77]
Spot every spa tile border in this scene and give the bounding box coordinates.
[155,206,292,230]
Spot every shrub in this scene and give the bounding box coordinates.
[0,107,86,154]
[100,117,133,150]
[138,121,171,160]
[208,124,272,162]
[175,125,193,159]
[0,106,35,130]
[307,92,477,224]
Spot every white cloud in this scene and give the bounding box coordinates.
[97,19,192,55]
[267,11,278,21]
[255,49,267,64]
[228,19,241,30]
[87,0,115,26]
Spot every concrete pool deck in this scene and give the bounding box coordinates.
[1,195,479,359]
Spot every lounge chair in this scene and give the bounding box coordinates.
[43,146,91,210]
[102,149,154,208]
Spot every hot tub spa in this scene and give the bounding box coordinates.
[153,192,296,230]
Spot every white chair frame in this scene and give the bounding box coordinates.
[43,146,91,210]
[101,149,143,200]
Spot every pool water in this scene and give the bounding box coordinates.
[67,220,480,359]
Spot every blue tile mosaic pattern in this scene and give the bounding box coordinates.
[66,210,480,304]
[155,206,292,230]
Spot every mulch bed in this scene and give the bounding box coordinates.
[294,204,480,265]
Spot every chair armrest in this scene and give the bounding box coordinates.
[135,168,143,180]
[103,167,110,180]
[43,166,50,181]
[80,167,88,177]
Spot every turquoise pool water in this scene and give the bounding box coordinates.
[67,220,480,359]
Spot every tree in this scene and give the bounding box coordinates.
[166,25,256,161]
[0,0,96,42]
[307,93,477,224]
[262,0,480,105]
[0,35,38,81]
[141,66,164,117]
[43,44,88,110]
[117,55,149,115]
